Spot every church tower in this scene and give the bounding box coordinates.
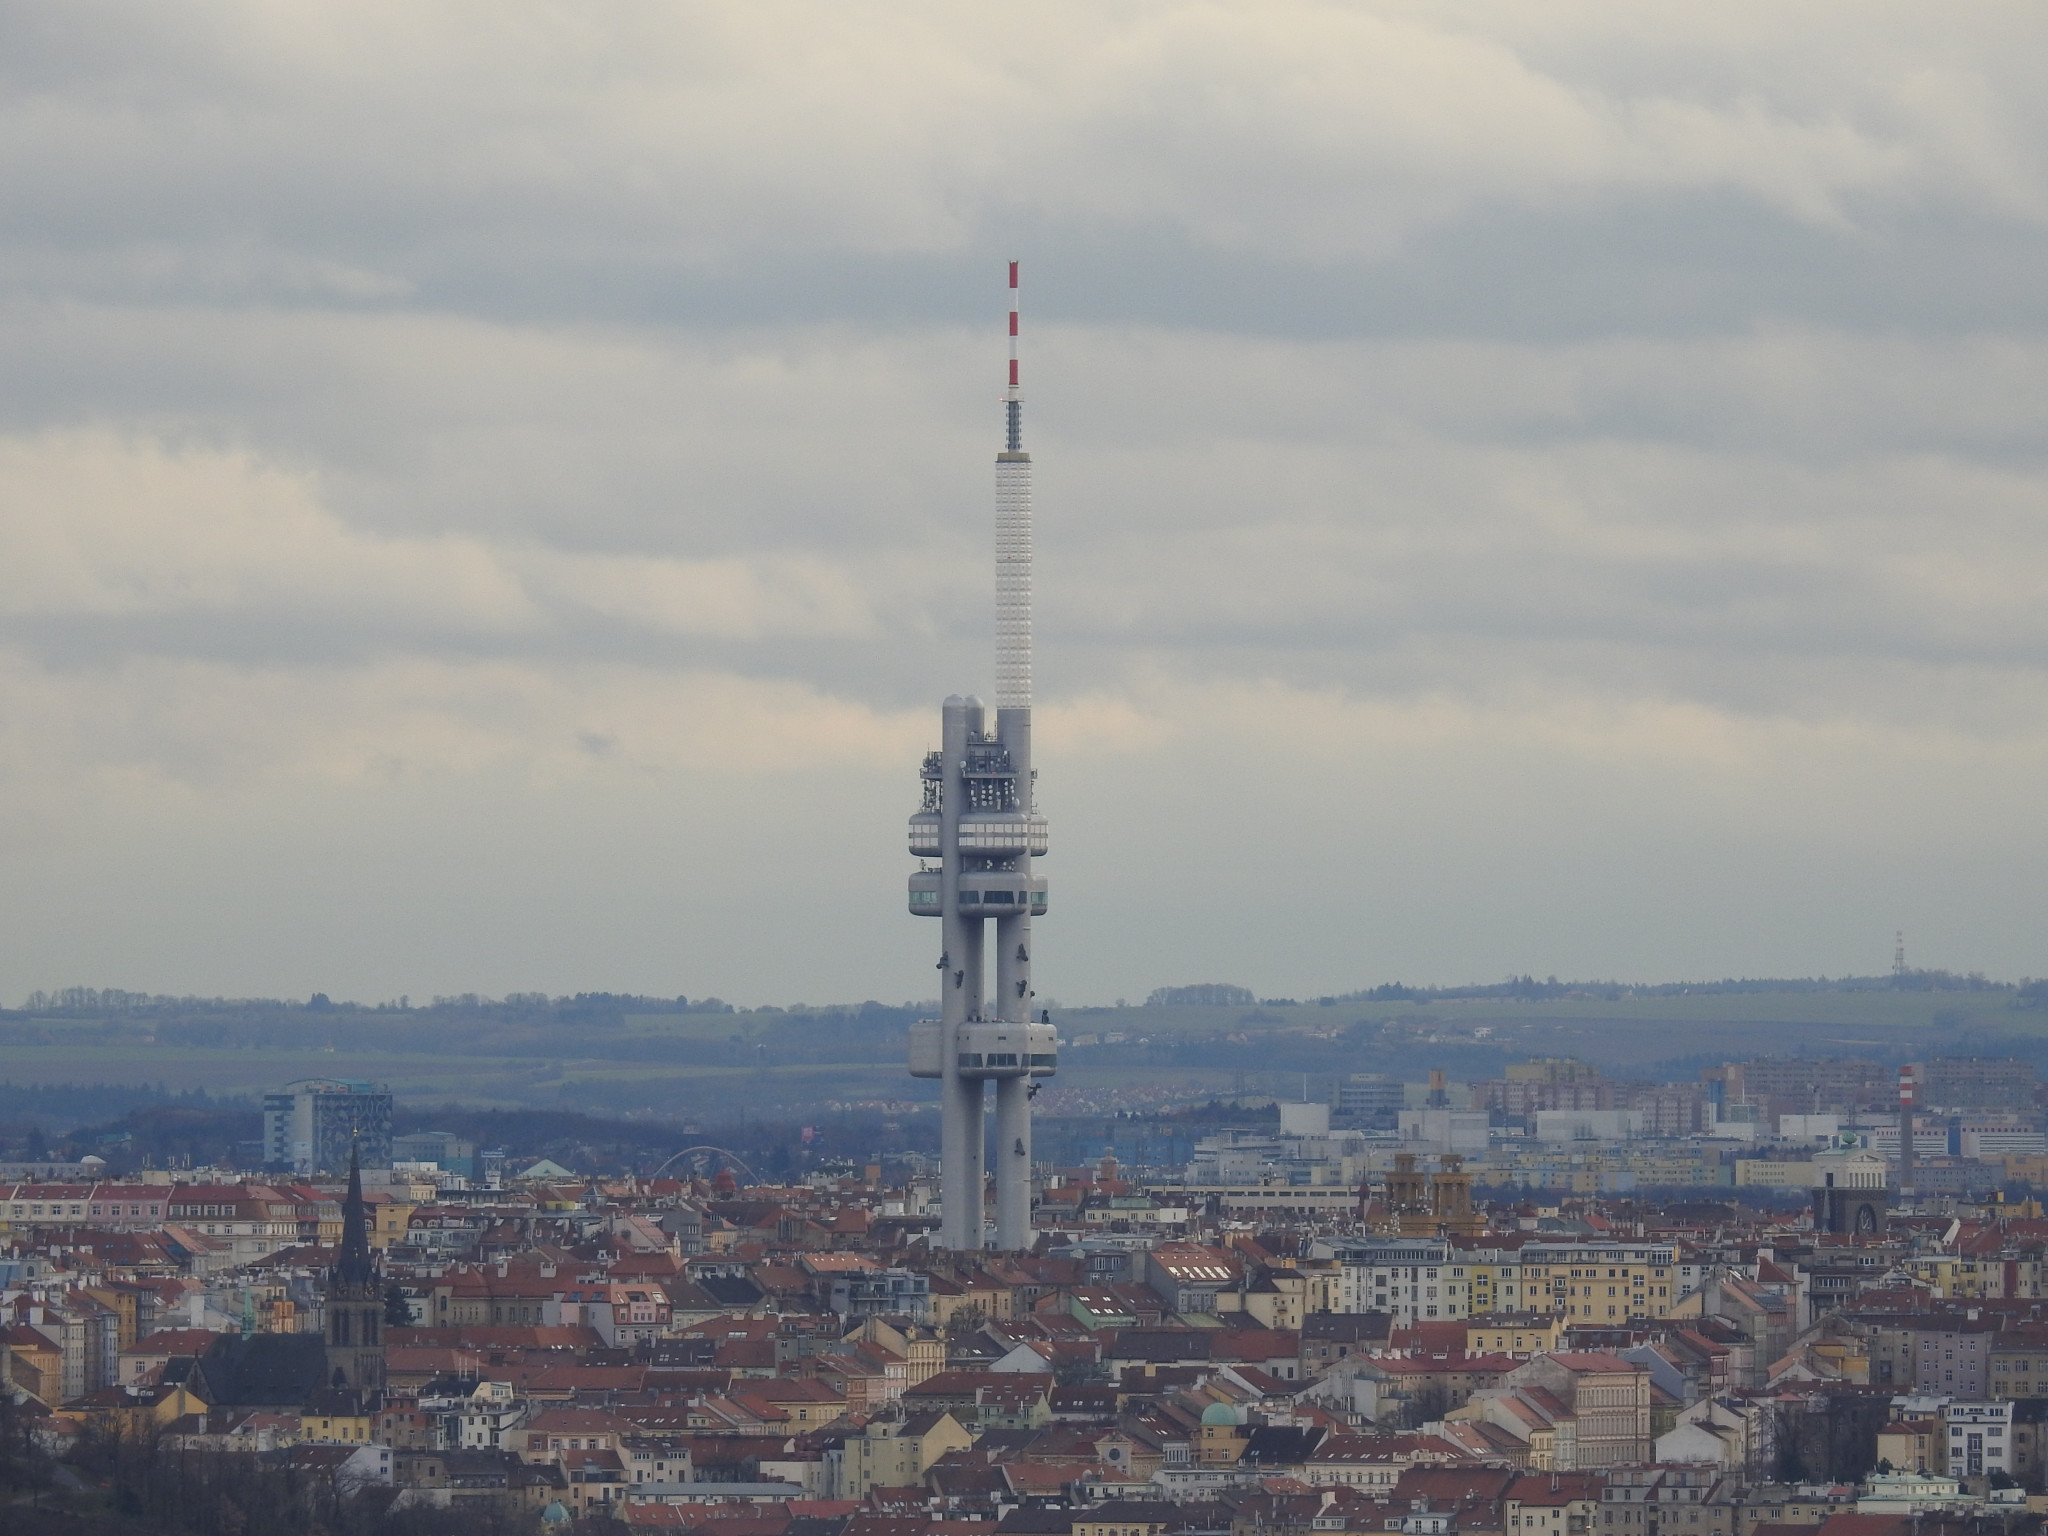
[325,1145,386,1393]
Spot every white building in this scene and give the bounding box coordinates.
[1534,1110,1642,1143]
[1855,1121,1950,1158]
[1778,1115,1840,1141]
[1397,1109,1490,1156]
[1316,1237,1469,1323]
[453,1381,528,1450]
[1655,1394,1769,1468]
[1959,1121,2048,1158]
[1945,1400,2014,1480]
[1859,1471,1975,1514]
[1279,1102,1331,1137]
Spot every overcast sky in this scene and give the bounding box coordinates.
[1,2,2045,1006]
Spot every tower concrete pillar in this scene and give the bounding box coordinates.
[938,695,982,1251]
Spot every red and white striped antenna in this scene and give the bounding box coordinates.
[995,260,1031,708]
[1005,260,1023,450]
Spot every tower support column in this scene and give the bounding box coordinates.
[993,909,1032,1250]
[944,1073,985,1250]
[992,699,1034,1251]
[994,1074,1031,1248]
[938,695,985,1250]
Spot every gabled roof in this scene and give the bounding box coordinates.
[1108,1330,1211,1363]
[1433,1419,1527,1458]
[1302,1313,1392,1343]
[124,1329,221,1358]
[1812,1516,1909,1536]
[194,1333,330,1409]
[906,1371,1052,1399]
[1146,1246,1243,1284]
[522,1405,639,1434]
[1507,1472,1605,1505]
[1532,1351,1637,1373]
[995,1510,1075,1534]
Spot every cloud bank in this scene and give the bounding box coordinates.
[0,2,2043,1001]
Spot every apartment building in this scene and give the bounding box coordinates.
[1945,1400,2015,1479]
[1317,1238,1466,1324]
[1861,1314,1999,1395]
[1990,1327,2048,1399]
[1508,1353,1654,1467]
[1515,1244,1695,1324]
[1468,1314,1566,1356]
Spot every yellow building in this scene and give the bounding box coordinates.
[6,1329,63,1404]
[1626,1152,1724,1187]
[844,1317,945,1389]
[373,1200,419,1251]
[1465,1261,1536,1315]
[1235,1269,1307,1331]
[304,1405,375,1444]
[63,1380,210,1439]
[1877,1418,1942,1474]
[1296,1259,1346,1315]
[81,1286,142,1352]
[1196,1403,1246,1466]
[1991,1334,2048,1401]
[1905,1256,2020,1300]
[2003,1155,2048,1188]
[1457,1248,1685,1323]
[1515,1244,1686,1323]
[905,1334,944,1388]
[1074,1505,1175,1536]
[1466,1314,1564,1355]
[1734,1160,1816,1190]
[838,1409,971,1500]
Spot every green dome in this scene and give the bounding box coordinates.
[1201,1402,1238,1426]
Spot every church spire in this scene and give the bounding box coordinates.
[336,1141,373,1288]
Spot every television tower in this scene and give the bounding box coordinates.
[907,262,1056,1251]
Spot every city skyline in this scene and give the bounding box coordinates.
[5,10,2048,1523]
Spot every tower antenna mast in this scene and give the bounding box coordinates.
[996,261,1031,711]
[906,261,1054,1251]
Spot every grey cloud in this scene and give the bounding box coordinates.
[0,4,2042,320]
[4,308,2047,718]
[0,2,2043,1000]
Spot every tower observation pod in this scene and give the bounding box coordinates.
[907,262,1054,1251]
